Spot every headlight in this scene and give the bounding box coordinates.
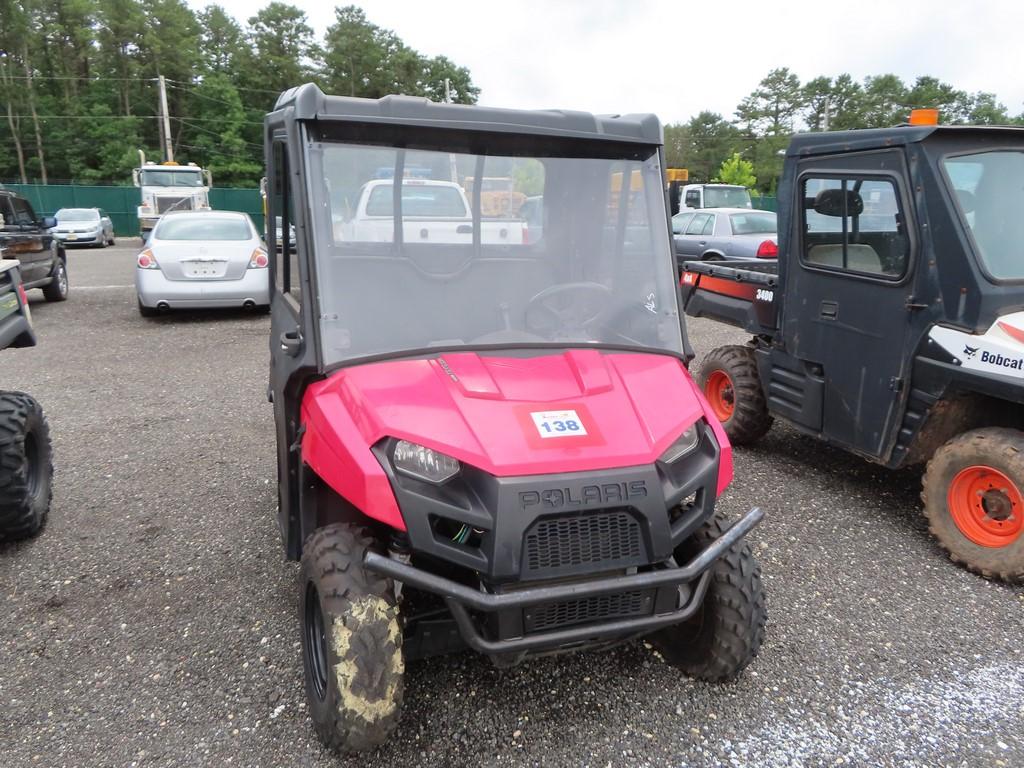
[392,440,460,483]
[659,422,701,464]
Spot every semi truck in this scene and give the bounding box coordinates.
[133,153,212,240]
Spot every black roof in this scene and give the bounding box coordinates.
[787,124,1024,157]
[272,83,663,146]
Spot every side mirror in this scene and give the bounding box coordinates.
[132,168,140,187]
[42,216,57,229]
[812,188,863,217]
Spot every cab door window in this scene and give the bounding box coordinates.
[271,141,301,306]
[802,176,908,278]
[11,198,36,227]
[685,189,701,208]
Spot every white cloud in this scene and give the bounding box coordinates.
[191,0,1024,124]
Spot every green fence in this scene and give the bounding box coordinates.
[752,195,777,212]
[3,183,263,237]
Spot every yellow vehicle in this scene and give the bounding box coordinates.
[462,176,526,218]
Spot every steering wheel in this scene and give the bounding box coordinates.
[525,282,613,337]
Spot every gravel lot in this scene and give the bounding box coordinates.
[2,244,1022,768]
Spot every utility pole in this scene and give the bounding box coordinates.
[158,75,174,163]
[822,96,831,132]
[445,78,458,183]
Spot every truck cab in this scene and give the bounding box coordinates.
[681,121,1024,581]
[678,183,752,213]
[133,161,213,239]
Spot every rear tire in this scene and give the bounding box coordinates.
[698,345,772,445]
[922,428,1024,582]
[650,515,766,681]
[42,260,68,302]
[0,393,53,541]
[300,524,404,753]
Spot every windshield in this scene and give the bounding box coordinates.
[305,139,683,365]
[704,187,751,209]
[944,150,1024,280]
[155,216,251,241]
[729,212,776,235]
[56,209,99,222]
[140,169,204,187]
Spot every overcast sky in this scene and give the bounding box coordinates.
[191,0,1024,125]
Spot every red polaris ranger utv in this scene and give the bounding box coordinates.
[265,84,765,753]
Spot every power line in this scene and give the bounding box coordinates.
[164,81,266,116]
[172,117,263,147]
[0,75,159,82]
[4,114,157,119]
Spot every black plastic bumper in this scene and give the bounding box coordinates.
[364,506,763,655]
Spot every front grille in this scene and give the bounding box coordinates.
[523,510,643,575]
[156,196,192,213]
[525,590,653,632]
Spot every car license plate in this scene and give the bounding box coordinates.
[183,260,227,278]
[66,233,78,240]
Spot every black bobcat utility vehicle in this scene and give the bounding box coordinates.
[265,84,765,753]
[0,255,54,541]
[682,113,1024,581]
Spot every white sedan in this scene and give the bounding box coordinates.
[135,210,270,316]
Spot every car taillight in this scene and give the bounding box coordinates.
[756,240,778,258]
[521,223,529,244]
[248,249,269,269]
[17,285,28,305]
[137,249,159,269]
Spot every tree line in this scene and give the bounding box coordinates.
[0,1,478,186]
[2,3,1021,193]
[665,68,1023,193]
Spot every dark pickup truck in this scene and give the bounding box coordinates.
[0,189,69,302]
[0,257,53,541]
[681,119,1024,582]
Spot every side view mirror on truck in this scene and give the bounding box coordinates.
[809,188,864,217]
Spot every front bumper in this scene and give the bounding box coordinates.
[368,422,753,658]
[136,267,270,309]
[366,507,761,655]
[54,230,101,244]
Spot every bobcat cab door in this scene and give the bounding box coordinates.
[780,149,919,461]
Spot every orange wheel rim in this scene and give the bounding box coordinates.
[948,465,1023,548]
[705,370,735,422]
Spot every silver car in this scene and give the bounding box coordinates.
[672,208,778,261]
[52,207,115,247]
[135,210,270,316]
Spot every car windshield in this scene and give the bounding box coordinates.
[729,212,776,235]
[155,216,251,241]
[944,150,1024,280]
[303,137,683,366]
[140,169,204,187]
[56,209,99,222]
[704,187,751,208]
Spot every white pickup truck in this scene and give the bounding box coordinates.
[337,179,525,244]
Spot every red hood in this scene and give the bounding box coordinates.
[300,349,732,530]
[302,349,730,484]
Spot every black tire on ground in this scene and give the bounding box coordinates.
[137,299,158,318]
[650,515,766,681]
[922,428,1024,582]
[300,523,404,753]
[0,392,53,541]
[698,344,772,446]
[42,259,68,302]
